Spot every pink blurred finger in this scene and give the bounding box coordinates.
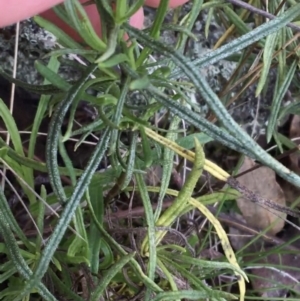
[40,2,144,41]
[0,0,63,28]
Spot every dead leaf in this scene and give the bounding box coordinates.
[228,212,254,251]
[236,157,286,235]
[249,252,300,298]
[280,115,300,203]
[289,115,300,170]
[144,165,162,187]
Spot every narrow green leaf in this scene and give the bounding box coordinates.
[117,0,144,23]
[171,3,300,78]
[122,61,250,156]
[277,28,286,79]
[35,185,46,251]
[0,98,35,203]
[34,15,83,50]
[43,48,98,59]
[64,0,106,51]
[273,130,284,154]
[135,164,157,301]
[130,76,151,90]
[223,6,250,35]
[267,60,297,141]
[205,7,214,38]
[48,269,84,301]
[139,127,153,168]
[159,255,216,294]
[0,194,58,301]
[0,99,24,156]
[125,12,300,189]
[152,290,235,301]
[90,253,135,301]
[87,186,104,273]
[109,77,130,156]
[143,139,205,255]
[46,64,98,204]
[20,127,111,298]
[256,31,279,96]
[0,159,33,249]
[115,0,127,23]
[29,56,60,161]
[67,207,89,264]
[154,116,180,222]
[159,249,245,275]
[35,61,71,91]
[136,0,170,66]
[87,203,163,292]
[279,99,300,119]
[121,132,138,190]
[176,132,213,149]
[95,25,120,64]
[0,138,120,183]
[0,147,8,158]
[0,263,17,284]
[97,53,129,68]
[0,67,64,94]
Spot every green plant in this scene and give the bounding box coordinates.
[1,0,300,300]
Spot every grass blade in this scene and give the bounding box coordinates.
[256,31,279,96]
[267,60,297,141]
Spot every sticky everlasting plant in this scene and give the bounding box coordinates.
[1,0,300,300]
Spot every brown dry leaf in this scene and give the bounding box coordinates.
[228,213,253,251]
[280,115,300,203]
[144,165,162,187]
[289,114,300,169]
[249,252,300,298]
[236,157,286,235]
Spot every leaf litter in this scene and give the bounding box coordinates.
[229,146,300,297]
[236,157,286,236]
[280,114,300,204]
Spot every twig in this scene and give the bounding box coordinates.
[228,176,300,218]
[105,200,300,251]
[226,0,300,32]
